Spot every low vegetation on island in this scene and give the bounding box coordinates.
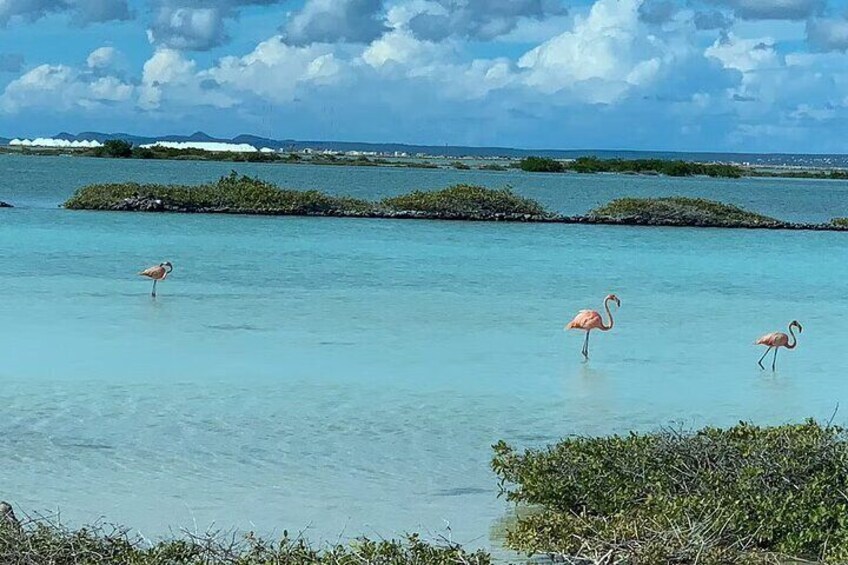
[587,196,782,227]
[381,185,546,217]
[64,174,848,231]
[5,420,848,564]
[517,156,745,178]
[64,174,553,221]
[492,419,848,564]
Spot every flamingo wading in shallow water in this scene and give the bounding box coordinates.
[565,294,621,360]
[139,261,173,297]
[755,320,802,371]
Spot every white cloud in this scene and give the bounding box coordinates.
[0,0,130,26]
[516,0,668,103]
[87,46,119,69]
[282,0,387,45]
[807,17,848,52]
[361,29,447,68]
[138,48,236,110]
[207,37,342,102]
[0,63,133,113]
[405,0,567,41]
[713,0,823,21]
[147,6,225,51]
[704,32,778,72]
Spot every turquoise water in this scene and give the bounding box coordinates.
[2,154,848,551]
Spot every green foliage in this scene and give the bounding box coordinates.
[90,139,134,158]
[518,156,565,173]
[478,164,507,171]
[589,196,779,225]
[517,155,744,177]
[451,161,471,170]
[0,517,491,564]
[64,172,372,215]
[493,420,848,564]
[570,156,743,177]
[832,217,848,227]
[64,176,551,219]
[380,184,547,216]
[752,169,848,180]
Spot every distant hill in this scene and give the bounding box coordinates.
[5,131,848,168]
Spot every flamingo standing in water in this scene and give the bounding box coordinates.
[565,294,621,359]
[139,261,173,297]
[755,320,802,371]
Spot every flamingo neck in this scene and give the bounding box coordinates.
[600,298,615,331]
[786,325,798,349]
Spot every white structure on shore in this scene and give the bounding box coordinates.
[140,141,263,153]
[9,138,103,148]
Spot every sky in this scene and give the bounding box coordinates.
[1,0,848,152]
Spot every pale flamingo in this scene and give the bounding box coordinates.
[139,261,173,297]
[565,294,620,359]
[755,320,802,371]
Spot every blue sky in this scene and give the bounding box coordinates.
[2,0,848,152]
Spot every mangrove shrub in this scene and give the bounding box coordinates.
[493,420,848,564]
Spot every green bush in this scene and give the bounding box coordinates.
[380,184,547,216]
[516,155,744,177]
[89,139,134,158]
[0,516,491,564]
[568,156,743,177]
[831,217,848,227]
[64,172,372,215]
[493,420,848,564]
[589,196,779,225]
[64,176,550,219]
[518,157,564,173]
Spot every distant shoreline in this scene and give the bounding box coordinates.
[4,145,848,181]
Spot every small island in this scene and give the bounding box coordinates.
[585,196,783,228]
[64,173,557,222]
[63,174,848,231]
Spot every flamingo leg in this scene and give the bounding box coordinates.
[152,278,157,297]
[758,347,771,370]
[582,331,590,360]
[772,347,779,371]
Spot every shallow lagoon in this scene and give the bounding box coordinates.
[2,155,848,551]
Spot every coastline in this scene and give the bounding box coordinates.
[6,146,848,181]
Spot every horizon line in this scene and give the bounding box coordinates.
[2,130,847,158]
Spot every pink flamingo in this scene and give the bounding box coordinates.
[565,294,620,359]
[755,320,802,371]
[139,261,173,297]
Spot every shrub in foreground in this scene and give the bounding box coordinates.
[0,516,491,565]
[493,420,848,564]
[589,196,779,225]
